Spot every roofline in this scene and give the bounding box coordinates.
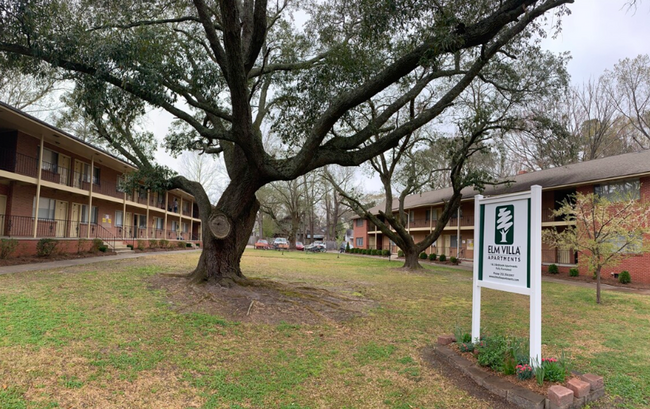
[352,169,650,219]
[0,100,137,170]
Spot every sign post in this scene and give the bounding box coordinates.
[472,185,542,365]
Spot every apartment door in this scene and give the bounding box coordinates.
[125,211,133,237]
[58,154,71,186]
[0,194,6,236]
[70,203,82,238]
[73,160,83,188]
[54,200,68,237]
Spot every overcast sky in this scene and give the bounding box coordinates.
[149,0,650,194]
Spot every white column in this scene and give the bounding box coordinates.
[530,185,543,366]
[33,134,45,238]
[471,195,483,343]
[87,156,94,239]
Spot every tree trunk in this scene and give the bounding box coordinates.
[187,165,261,285]
[402,248,423,270]
[596,266,602,304]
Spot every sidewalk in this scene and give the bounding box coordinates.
[0,249,201,275]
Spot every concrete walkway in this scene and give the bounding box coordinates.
[0,249,202,275]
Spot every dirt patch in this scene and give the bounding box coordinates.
[421,346,520,409]
[148,275,377,325]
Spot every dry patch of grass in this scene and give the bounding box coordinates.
[0,250,648,408]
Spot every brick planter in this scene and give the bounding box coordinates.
[434,336,605,409]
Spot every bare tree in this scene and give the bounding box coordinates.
[179,151,227,204]
[606,54,650,147]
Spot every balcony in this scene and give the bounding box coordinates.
[0,148,39,178]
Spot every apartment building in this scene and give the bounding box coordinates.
[353,150,650,284]
[0,101,202,255]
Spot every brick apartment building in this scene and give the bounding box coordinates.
[353,150,650,284]
[0,101,202,255]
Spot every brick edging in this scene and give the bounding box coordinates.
[433,342,605,409]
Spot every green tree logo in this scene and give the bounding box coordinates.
[495,205,514,244]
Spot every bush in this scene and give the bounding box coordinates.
[548,264,559,274]
[476,335,508,372]
[98,245,108,253]
[371,249,377,255]
[0,238,19,259]
[186,242,192,248]
[419,252,427,259]
[177,241,185,248]
[541,357,569,383]
[429,253,437,261]
[569,268,579,277]
[137,240,145,251]
[76,238,88,254]
[439,254,447,262]
[516,364,534,380]
[397,249,404,257]
[36,238,59,257]
[382,249,390,256]
[159,239,169,248]
[459,342,474,353]
[450,256,458,264]
[619,270,631,284]
[91,238,103,253]
[127,244,134,250]
[149,239,158,249]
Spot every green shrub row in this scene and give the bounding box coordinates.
[348,248,390,256]
[0,238,19,259]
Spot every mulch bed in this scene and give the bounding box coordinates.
[542,270,650,290]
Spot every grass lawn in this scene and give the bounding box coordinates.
[0,250,648,408]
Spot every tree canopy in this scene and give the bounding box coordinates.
[0,0,573,283]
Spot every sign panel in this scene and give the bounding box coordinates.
[479,198,530,289]
[472,186,542,367]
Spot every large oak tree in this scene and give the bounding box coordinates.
[0,0,572,284]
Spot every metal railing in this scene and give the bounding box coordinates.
[0,214,117,250]
[0,148,39,178]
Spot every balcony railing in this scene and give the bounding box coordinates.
[0,148,39,178]
[0,214,117,250]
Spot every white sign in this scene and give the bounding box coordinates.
[480,198,530,290]
[472,185,542,366]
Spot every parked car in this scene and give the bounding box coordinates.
[296,241,304,251]
[305,241,327,252]
[254,239,269,250]
[273,237,289,250]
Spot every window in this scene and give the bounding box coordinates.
[450,235,461,248]
[608,234,643,254]
[33,197,56,220]
[138,215,147,229]
[431,208,438,221]
[171,220,178,231]
[81,205,98,224]
[594,179,640,201]
[182,201,189,212]
[155,217,164,230]
[182,222,188,232]
[409,211,414,223]
[356,237,363,247]
[116,175,125,192]
[115,211,123,227]
[425,210,430,222]
[41,148,58,172]
[80,162,92,183]
[93,167,101,185]
[355,219,364,227]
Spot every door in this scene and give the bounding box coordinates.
[73,161,83,188]
[125,211,133,237]
[70,203,81,238]
[0,194,6,236]
[58,154,71,186]
[55,200,68,237]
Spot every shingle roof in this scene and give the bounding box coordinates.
[366,149,650,214]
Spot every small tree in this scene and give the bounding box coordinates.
[543,191,650,304]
